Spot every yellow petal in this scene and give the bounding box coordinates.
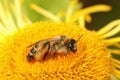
[30,3,61,22]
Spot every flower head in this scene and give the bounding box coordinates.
[0,21,111,79]
[0,0,120,80]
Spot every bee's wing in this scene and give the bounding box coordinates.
[27,42,39,49]
[27,38,59,48]
[31,38,59,61]
[34,41,50,61]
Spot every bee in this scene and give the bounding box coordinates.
[26,35,83,62]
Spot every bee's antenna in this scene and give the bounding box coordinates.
[76,34,83,42]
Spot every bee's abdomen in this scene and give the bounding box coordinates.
[27,47,37,61]
[30,47,37,53]
[27,53,34,62]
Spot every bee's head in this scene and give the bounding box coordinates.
[68,39,77,53]
[68,35,83,53]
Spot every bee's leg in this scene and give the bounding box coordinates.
[49,46,56,59]
[42,42,50,61]
[42,52,48,61]
[57,47,69,54]
[50,51,56,59]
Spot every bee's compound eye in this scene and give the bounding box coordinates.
[68,39,77,53]
[69,39,75,47]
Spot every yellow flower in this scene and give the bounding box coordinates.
[0,0,120,80]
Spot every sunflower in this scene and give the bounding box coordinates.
[0,0,120,80]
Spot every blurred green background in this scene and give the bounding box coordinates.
[23,0,120,30]
[23,0,71,21]
[81,0,120,30]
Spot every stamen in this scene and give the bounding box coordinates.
[97,19,120,36]
[14,0,24,28]
[30,3,61,22]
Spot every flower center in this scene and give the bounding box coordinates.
[0,21,111,79]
